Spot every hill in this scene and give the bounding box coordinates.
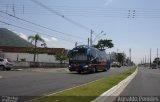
[0,28,33,47]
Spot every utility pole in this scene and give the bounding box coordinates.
[12,4,15,16]
[88,38,90,46]
[157,48,159,58]
[157,48,159,68]
[145,55,146,64]
[150,48,151,67]
[90,29,93,46]
[129,48,131,65]
[75,42,77,47]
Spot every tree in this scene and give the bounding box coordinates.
[28,34,45,62]
[93,39,114,51]
[55,52,68,64]
[126,57,130,64]
[116,53,126,65]
[153,57,160,64]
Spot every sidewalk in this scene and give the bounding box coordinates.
[24,68,69,73]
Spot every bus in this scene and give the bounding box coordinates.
[67,45,110,73]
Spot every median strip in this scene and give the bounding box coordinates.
[31,67,136,102]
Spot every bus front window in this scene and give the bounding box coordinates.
[69,49,88,62]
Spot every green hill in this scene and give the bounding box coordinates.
[0,28,33,47]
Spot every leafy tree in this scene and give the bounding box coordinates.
[126,57,130,64]
[55,52,68,64]
[117,53,126,65]
[93,39,114,51]
[28,34,45,62]
[153,57,160,64]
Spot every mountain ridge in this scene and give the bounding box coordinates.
[0,28,33,47]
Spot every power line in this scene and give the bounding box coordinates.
[0,10,86,40]
[2,4,160,18]
[31,0,90,31]
[0,20,84,44]
[0,14,87,42]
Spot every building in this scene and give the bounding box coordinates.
[0,46,66,63]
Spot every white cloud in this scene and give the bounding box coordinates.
[42,37,50,42]
[19,33,28,40]
[51,37,58,41]
[104,0,113,6]
[41,36,58,42]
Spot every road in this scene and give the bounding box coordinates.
[117,67,160,102]
[0,67,129,101]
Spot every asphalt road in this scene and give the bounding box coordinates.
[0,67,130,101]
[117,67,160,102]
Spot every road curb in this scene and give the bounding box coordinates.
[93,67,138,102]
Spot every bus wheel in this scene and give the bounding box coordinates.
[103,66,108,72]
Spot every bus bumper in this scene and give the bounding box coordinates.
[68,66,91,72]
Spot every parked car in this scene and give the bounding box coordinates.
[151,63,157,69]
[111,62,121,67]
[0,58,13,70]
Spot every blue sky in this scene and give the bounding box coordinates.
[0,0,160,63]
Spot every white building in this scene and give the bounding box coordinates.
[0,46,67,67]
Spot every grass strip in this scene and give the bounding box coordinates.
[32,67,136,102]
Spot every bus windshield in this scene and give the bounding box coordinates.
[69,49,88,62]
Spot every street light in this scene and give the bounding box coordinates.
[92,33,106,44]
[90,30,105,46]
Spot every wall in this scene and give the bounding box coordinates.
[13,61,68,68]
[3,52,58,63]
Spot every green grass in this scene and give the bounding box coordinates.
[32,67,136,102]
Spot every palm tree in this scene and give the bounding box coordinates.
[28,34,45,62]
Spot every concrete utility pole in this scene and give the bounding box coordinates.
[12,4,15,16]
[157,48,159,68]
[157,48,159,58]
[129,48,131,65]
[88,38,90,46]
[145,55,146,64]
[75,42,77,47]
[150,48,152,67]
[90,29,93,46]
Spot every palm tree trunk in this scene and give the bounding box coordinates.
[34,40,37,62]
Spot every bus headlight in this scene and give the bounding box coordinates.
[83,65,88,68]
[68,65,71,68]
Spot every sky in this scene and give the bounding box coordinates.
[0,0,160,64]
